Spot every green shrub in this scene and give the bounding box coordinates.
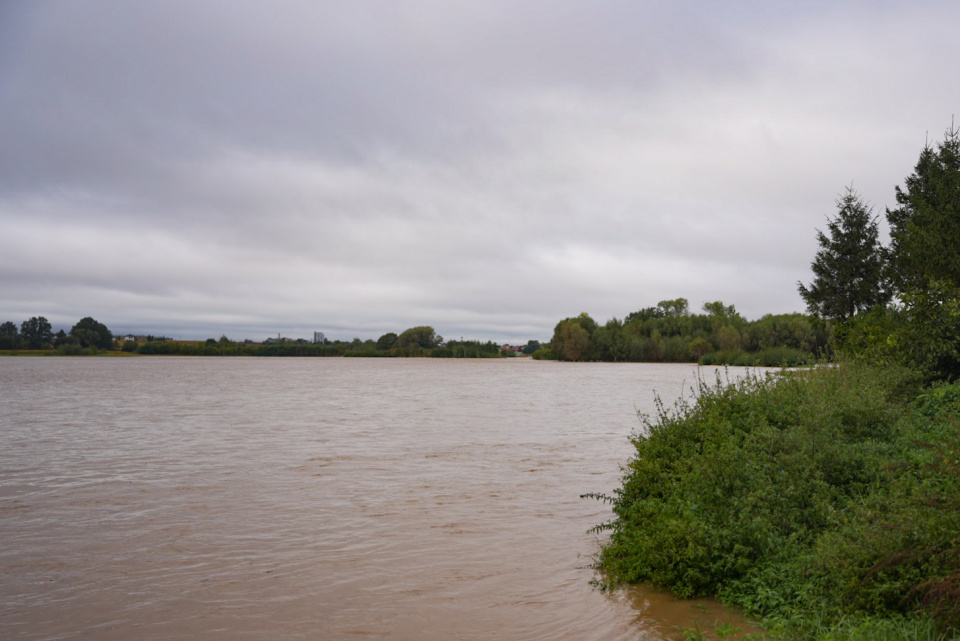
[753,346,813,367]
[56,343,84,356]
[700,347,812,367]
[532,348,556,360]
[591,361,960,635]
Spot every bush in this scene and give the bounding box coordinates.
[532,348,556,360]
[137,342,157,354]
[57,343,84,356]
[838,282,960,383]
[591,361,960,634]
[700,347,812,367]
[753,346,813,367]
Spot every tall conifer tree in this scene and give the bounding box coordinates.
[798,188,890,322]
[886,123,960,291]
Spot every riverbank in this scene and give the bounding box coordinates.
[592,361,960,640]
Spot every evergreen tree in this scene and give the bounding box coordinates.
[798,188,890,322]
[886,123,960,291]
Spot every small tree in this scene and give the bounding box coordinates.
[395,326,442,350]
[552,319,591,361]
[521,340,542,355]
[376,332,398,351]
[688,337,712,360]
[0,321,18,350]
[550,313,598,361]
[20,316,54,349]
[657,298,689,318]
[703,301,743,336]
[70,317,113,350]
[716,325,741,352]
[798,188,890,322]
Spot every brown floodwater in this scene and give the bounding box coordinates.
[0,357,766,640]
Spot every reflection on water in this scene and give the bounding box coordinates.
[0,357,764,640]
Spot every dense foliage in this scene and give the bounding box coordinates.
[70,316,113,350]
[0,320,18,349]
[593,363,960,638]
[0,316,112,352]
[19,316,54,349]
[545,303,828,366]
[825,126,960,382]
[887,124,960,292]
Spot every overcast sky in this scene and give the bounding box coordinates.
[2,1,958,342]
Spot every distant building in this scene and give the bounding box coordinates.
[313,331,325,344]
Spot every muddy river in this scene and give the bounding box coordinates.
[0,357,765,640]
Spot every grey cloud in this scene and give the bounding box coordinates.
[2,1,960,341]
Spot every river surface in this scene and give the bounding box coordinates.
[1,357,765,640]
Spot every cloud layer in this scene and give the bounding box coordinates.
[2,1,959,341]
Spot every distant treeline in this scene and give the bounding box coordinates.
[0,316,113,353]
[0,317,535,358]
[3,305,825,365]
[133,339,342,357]
[130,327,513,358]
[540,298,829,366]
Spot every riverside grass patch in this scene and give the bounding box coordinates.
[590,361,960,638]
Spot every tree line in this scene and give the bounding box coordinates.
[124,326,468,357]
[0,316,113,353]
[0,319,536,359]
[540,300,828,366]
[543,123,960,375]
[798,122,960,380]
[131,326,515,358]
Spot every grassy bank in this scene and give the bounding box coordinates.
[591,362,960,640]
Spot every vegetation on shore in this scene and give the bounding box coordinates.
[593,362,958,640]
[3,304,826,365]
[0,318,541,358]
[1,316,114,355]
[536,303,828,367]
[589,123,960,640]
